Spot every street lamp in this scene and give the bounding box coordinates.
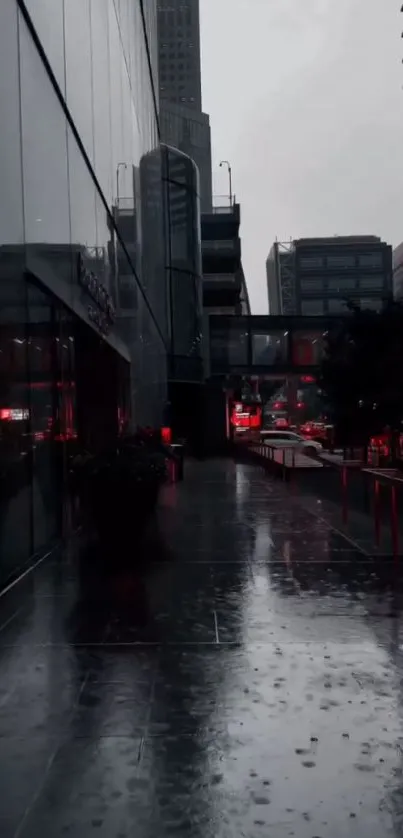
[116,162,127,206]
[219,160,233,206]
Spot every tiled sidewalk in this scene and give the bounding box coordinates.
[0,460,403,837]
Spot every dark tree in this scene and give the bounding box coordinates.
[318,300,403,460]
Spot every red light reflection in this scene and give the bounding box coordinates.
[161,427,172,444]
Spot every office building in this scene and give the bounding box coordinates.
[0,0,200,584]
[157,0,213,212]
[160,103,212,212]
[162,144,205,448]
[266,241,296,315]
[393,242,403,299]
[157,0,202,110]
[267,236,392,315]
[162,145,203,384]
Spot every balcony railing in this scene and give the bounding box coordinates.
[211,206,234,215]
[212,194,236,213]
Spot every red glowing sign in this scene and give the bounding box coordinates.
[0,408,29,421]
[161,427,172,444]
[231,404,262,429]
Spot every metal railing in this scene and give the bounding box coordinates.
[211,194,237,213]
[211,206,234,215]
[241,441,403,557]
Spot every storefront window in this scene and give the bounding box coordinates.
[0,261,32,583]
[27,281,62,553]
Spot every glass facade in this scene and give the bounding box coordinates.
[160,104,212,212]
[252,331,288,366]
[209,317,329,374]
[162,145,203,383]
[295,239,392,315]
[0,0,168,583]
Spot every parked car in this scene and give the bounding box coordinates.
[260,430,323,455]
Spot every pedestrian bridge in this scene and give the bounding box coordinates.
[208,314,345,376]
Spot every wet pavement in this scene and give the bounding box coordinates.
[2,460,403,836]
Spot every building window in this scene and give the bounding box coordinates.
[300,278,325,291]
[327,277,356,290]
[299,256,323,270]
[360,298,382,311]
[327,298,350,313]
[326,254,355,268]
[359,253,382,268]
[300,299,324,315]
[358,275,384,290]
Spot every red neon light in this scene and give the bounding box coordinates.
[297,402,304,409]
[0,408,29,421]
[301,375,315,384]
[249,414,261,429]
[161,427,172,444]
[231,405,262,430]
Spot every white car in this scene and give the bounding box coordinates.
[261,430,322,454]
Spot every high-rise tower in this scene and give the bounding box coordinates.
[157,0,202,111]
[157,0,212,212]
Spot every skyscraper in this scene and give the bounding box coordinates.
[157,0,213,212]
[157,0,202,110]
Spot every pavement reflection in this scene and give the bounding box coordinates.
[0,460,403,836]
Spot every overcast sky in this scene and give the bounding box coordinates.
[200,0,403,312]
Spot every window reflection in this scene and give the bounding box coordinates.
[0,0,172,580]
[252,331,288,366]
[27,281,61,552]
[0,260,31,580]
[210,322,249,369]
[291,332,325,366]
